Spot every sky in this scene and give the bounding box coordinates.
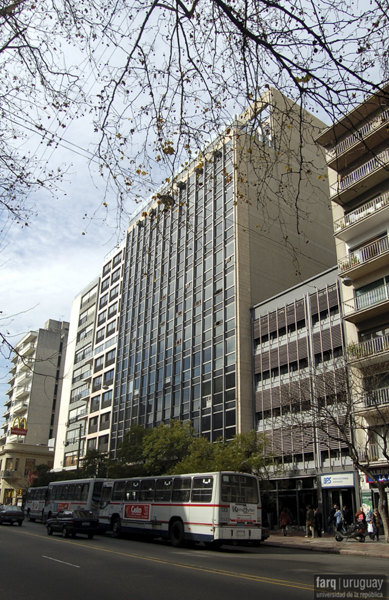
[0,138,138,418]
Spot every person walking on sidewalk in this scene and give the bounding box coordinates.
[305,505,315,538]
[279,508,292,536]
[314,507,323,538]
[373,509,381,541]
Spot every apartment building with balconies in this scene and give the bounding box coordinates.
[316,82,389,509]
[0,319,69,503]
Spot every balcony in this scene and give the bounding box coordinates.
[338,235,389,279]
[357,443,387,464]
[13,399,29,414]
[333,191,389,242]
[329,148,389,205]
[342,283,389,323]
[14,384,31,399]
[20,342,36,356]
[364,387,389,408]
[347,334,389,364]
[327,109,389,171]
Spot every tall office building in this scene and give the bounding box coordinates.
[316,82,389,509]
[0,319,69,503]
[55,88,336,469]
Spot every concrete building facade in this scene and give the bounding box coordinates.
[251,268,359,528]
[316,82,389,511]
[0,319,69,503]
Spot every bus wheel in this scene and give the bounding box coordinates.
[112,518,121,538]
[170,520,185,547]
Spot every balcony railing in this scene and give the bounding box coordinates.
[334,191,389,234]
[364,386,389,407]
[343,284,389,319]
[347,333,389,360]
[328,109,389,159]
[330,148,389,197]
[338,235,389,273]
[357,443,386,463]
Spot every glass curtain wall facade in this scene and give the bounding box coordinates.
[111,142,237,453]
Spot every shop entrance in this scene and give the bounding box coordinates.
[323,488,356,525]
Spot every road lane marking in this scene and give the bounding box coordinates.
[42,555,80,568]
[20,531,389,598]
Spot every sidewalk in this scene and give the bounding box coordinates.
[264,531,389,559]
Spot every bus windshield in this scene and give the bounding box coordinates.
[221,473,259,504]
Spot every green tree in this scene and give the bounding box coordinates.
[80,449,108,477]
[141,420,196,475]
[171,435,217,474]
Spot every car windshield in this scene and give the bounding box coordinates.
[73,510,94,519]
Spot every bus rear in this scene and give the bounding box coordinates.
[213,473,262,545]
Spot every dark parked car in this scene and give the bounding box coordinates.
[46,510,99,539]
[0,504,24,526]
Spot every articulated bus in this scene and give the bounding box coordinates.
[42,478,108,523]
[25,486,48,521]
[99,471,263,547]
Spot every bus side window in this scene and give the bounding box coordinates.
[126,480,139,501]
[191,477,213,503]
[139,479,155,502]
[112,481,126,502]
[74,484,82,501]
[80,483,90,502]
[101,485,113,503]
[155,478,173,502]
[172,478,191,502]
[67,484,75,500]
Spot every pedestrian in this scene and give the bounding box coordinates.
[305,505,315,538]
[342,505,352,527]
[279,507,292,536]
[373,509,381,542]
[314,507,322,538]
[355,507,366,524]
[334,506,343,532]
[327,504,337,533]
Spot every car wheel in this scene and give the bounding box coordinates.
[170,520,185,548]
[112,518,121,538]
[62,526,69,538]
[47,525,53,536]
[87,533,94,539]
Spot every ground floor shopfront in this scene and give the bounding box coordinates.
[263,469,360,531]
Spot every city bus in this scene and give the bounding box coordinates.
[25,486,48,521]
[42,478,108,523]
[98,471,263,548]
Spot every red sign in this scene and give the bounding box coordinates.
[124,504,150,521]
[10,427,28,436]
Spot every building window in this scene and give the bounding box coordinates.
[96,328,105,344]
[106,320,116,337]
[104,369,114,387]
[92,375,102,392]
[98,310,107,326]
[111,268,121,284]
[81,285,98,307]
[94,356,104,372]
[105,349,116,367]
[77,323,93,343]
[108,302,118,319]
[110,285,119,301]
[102,262,111,277]
[100,294,108,309]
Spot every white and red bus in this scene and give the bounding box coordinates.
[42,478,107,523]
[98,471,263,547]
[25,486,48,521]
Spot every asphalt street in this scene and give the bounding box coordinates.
[1,521,388,600]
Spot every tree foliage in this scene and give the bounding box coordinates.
[1,0,388,238]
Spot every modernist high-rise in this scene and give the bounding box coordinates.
[55,88,337,469]
[316,82,389,510]
[0,319,69,503]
